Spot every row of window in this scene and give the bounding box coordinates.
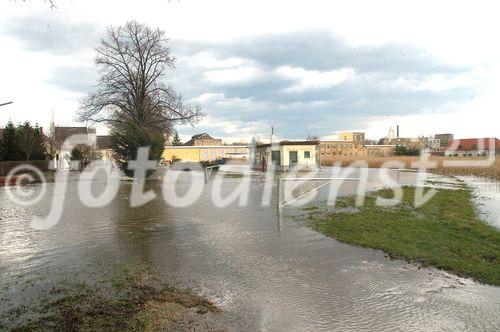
[320,144,361,149]
[321,152,359,156]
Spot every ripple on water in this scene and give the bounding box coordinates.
[0,170,499,330]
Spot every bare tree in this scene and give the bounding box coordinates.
[307,134,319,141]
[78,21,201,137]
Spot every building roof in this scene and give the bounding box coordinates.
[97,135,113,150]
[256,140,318,148]
[54,127,96,142]
[184,132,221,146]
[445,138,500,151]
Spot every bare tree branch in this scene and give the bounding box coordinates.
[78,21,202,137]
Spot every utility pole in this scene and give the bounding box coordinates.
[0,101,13,107]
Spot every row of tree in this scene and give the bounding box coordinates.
[394,145,421,156]
[0,121,47,161]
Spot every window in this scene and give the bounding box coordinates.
[304,151,311,158]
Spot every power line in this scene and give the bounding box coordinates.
[0,102,14,107]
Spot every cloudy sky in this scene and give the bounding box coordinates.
[1,0,499,142]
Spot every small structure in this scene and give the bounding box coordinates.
[253,141,318,172]
[444,138,500,157]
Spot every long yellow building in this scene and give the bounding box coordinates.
[163,146,249,163]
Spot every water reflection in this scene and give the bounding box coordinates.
[461,176,500,229]
[0,169,499,330]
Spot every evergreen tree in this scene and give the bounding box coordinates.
[111,121,165,177]
[2,121,22,161]
[171,131,182,146]
[31,124,48,160]
[0,135,5,161]
[17,121,35,162]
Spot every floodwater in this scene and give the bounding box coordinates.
[0,166,499,331]
[460,176,500,229]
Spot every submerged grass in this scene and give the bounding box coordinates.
[300,187,500,286]
[2,265,223,331]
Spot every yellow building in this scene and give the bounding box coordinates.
[338,131,365,143]
[318,140,366,162]
[318,131,395,165]
[163,146,249,163]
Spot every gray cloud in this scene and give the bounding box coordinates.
[3,15,103,54]
[5,17,474,140]
[48,65,97,94]
[169,32,474,139]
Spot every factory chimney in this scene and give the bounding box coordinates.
[397,125,400,138]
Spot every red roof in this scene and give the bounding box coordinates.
[445,138,500,151]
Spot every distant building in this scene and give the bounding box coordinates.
[319,131,397,163]
[338,131,365,143]
[384,137,422,149]
[253,141,318,172]
[444,138,500,157]
[365,145,397,157]
[318,140,365,163]
[163,145,249,163]
[435,133,454,148]
[184,133,222,146]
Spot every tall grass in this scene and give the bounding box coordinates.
[320,156,500,180]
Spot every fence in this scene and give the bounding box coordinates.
[277,177,360,217]
[0,161,52,177]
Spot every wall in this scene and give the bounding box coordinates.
[0,160,51,177]
[163,148,201,162]
[163,146,249,162]
[281,145,316,167]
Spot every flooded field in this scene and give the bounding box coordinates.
[1,167,499,330]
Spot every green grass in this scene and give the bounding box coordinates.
[2,265,222,331]
[300,187,500,286]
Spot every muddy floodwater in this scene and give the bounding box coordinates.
[1,167,499,330]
